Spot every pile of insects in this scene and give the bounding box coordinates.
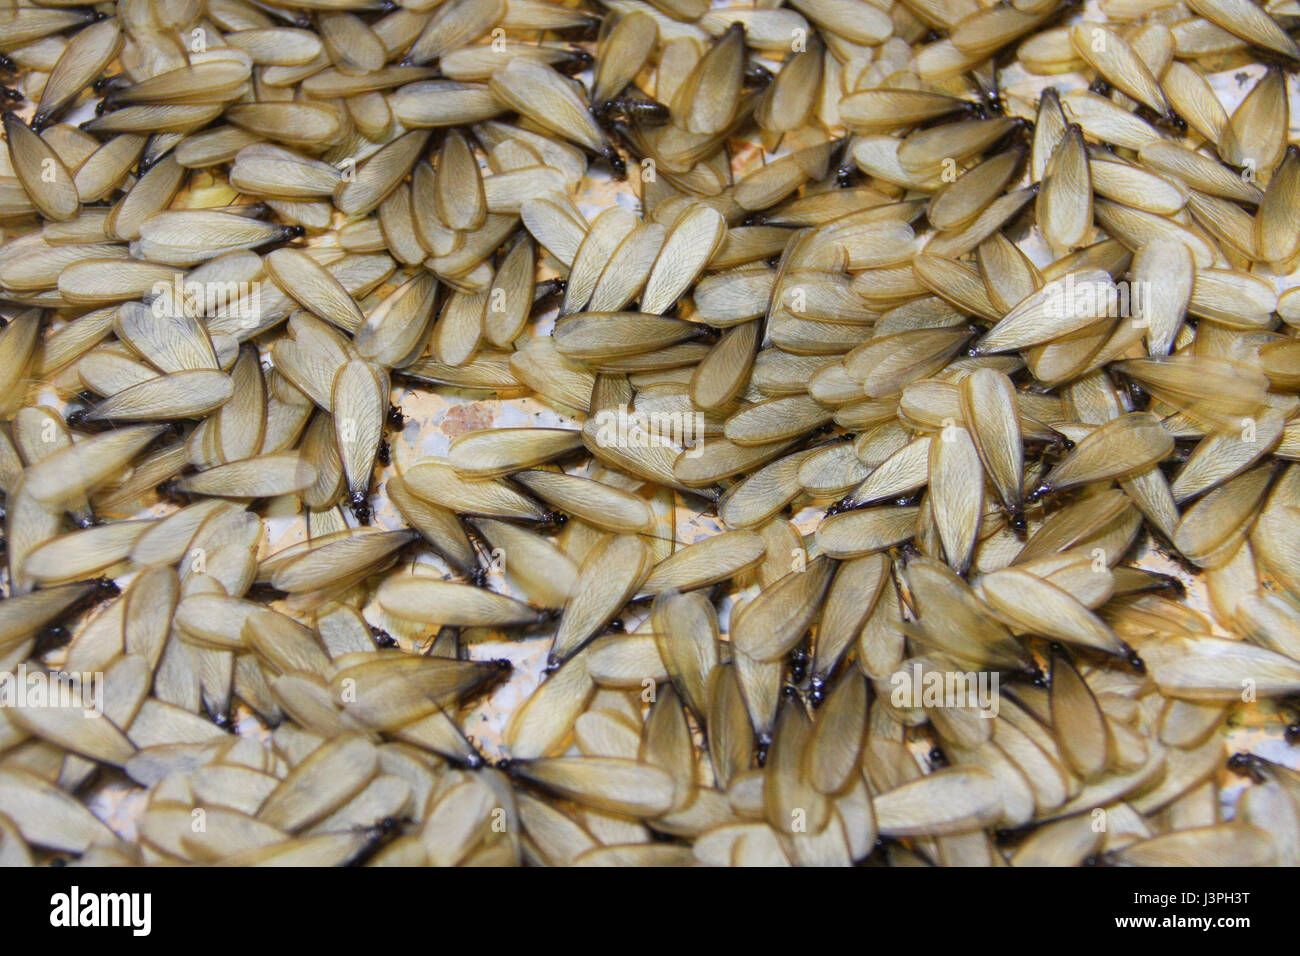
[1,0,1300,867]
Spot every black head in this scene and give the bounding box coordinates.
[824,496,855,518]
[535,277,566,301]
[808,676,826,707]
[370,626,397,649]
[602,145,626,179]
[34,624,71,656]
[1227,751,1267,782]
[789,649,808,682]
[376,439,391,467]
[156,479,186,503]
[387,404,406,429]
[350,491,372,525]
[94,577,121,599]
[556,49,593,75]
[742,61,773,89]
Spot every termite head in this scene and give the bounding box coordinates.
[369,626,397,649]
[386,404,406,429]
[534,277,566,303]
[350,492,372,525]
[94,577,120,599]
[789,648,809,682]
[808,675,826,707]
[34,623,71,656]
[1227,751,1268,782]
[602,145,626,179]
[743,61,773,90]
[824,496,856,518]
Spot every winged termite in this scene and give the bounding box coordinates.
[4,114,78,222]
[448,428,583,479]
[509,470,651,534]
[468,518,578,608]
[549,535,654,665]
[506,756,674,818]
[979,567,1138,664]
[1219,67,1289,177]
[330,359,385,522]
[75,369,234,424]
[1032,412,1173,498]
[403,0,505,64]
[928,424,984,575]
[136,210,300,267]
[172,453,317,500]
[873,766,1003,838]
[489,59,616,170]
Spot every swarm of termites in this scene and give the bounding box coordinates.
[0,0,1299,867]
